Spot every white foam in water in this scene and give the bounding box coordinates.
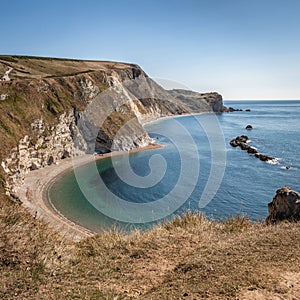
[280,166,293,170]
[266,157,280,165]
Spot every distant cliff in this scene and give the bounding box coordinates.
[0,55,225,195]
[168,89,224,113]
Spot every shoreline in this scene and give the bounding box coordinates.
[16,143,163,241]
[15,110,220,241]
[15,111,218,241]
[142,111,211,126]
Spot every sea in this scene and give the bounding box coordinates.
[49,100,300,233]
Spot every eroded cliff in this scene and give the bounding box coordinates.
[0,55,225,196]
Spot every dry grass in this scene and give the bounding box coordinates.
[1,205,300,299]
[0,55,133,79]
[1,55,299,298]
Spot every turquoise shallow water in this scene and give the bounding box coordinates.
[49,100,300,232]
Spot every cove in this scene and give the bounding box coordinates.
[49,101,300,233]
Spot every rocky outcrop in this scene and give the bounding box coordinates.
[266,187,300,224]
[230,135,249,147]
[0,56,226,197]
[230,136,257,154]
[224,107,243,112]
[254,153,275,162]
[229,135,278,163]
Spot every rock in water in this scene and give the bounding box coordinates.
[238,135,249,143]
[245,125,253,130]
[266,186,300,224]
[229,139,240,147]
[229,135,249,147]
[254,153,275,162]
[229,135,276,161]
[247,146,257,154]
[240,142,250,151]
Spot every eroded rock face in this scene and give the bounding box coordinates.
[0,56,226,198]
[266,187,300,224]
[2,112,86,194]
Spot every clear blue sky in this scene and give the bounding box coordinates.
[1,0,300,100]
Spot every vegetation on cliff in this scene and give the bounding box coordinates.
[0,55,224,196]
[1,56,299,299]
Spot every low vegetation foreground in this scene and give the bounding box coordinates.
[1,198,300,299]
[1,56,300,299]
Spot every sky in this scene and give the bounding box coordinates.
[1,0,300,100]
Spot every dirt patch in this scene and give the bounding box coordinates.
[241,271,300,300]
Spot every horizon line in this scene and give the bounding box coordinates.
[224,99,300,101]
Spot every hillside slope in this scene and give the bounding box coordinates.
[0,55,224,197]
[1,208,300,299]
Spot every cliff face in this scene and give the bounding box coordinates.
[168,89,224,113]
[0,56,225,195]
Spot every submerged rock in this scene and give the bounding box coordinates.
[266,186,300,224]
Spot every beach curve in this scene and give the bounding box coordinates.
[15,144,163,241]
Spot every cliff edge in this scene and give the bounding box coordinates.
[0,55,225,196]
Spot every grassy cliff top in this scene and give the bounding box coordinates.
[0,55,137,80]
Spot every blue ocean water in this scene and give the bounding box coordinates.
[49,100,300,232]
